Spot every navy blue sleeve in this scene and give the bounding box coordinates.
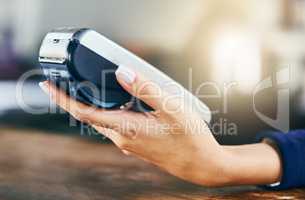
[256,130,305,190]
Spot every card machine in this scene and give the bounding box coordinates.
[39,28,212,122]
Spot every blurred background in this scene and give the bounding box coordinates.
[0,0,305,144]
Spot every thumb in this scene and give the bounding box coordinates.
[115,65,164,111]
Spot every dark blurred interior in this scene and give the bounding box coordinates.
[0,0,305,144]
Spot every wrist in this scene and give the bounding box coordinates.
[190,145,234,187]
[222,143,282,186]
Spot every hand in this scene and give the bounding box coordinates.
[39,65,282,187]
[39,65,230,186]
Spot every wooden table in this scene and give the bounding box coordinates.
[0,128,304,200]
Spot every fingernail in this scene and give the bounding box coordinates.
[39,82,49,94]
[115,65,136,84]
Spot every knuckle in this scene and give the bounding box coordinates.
[127,129,138,139]
[137,87,150,97]
[137,82,155,97]
[71,111,81,120]
[72,110,88,121]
